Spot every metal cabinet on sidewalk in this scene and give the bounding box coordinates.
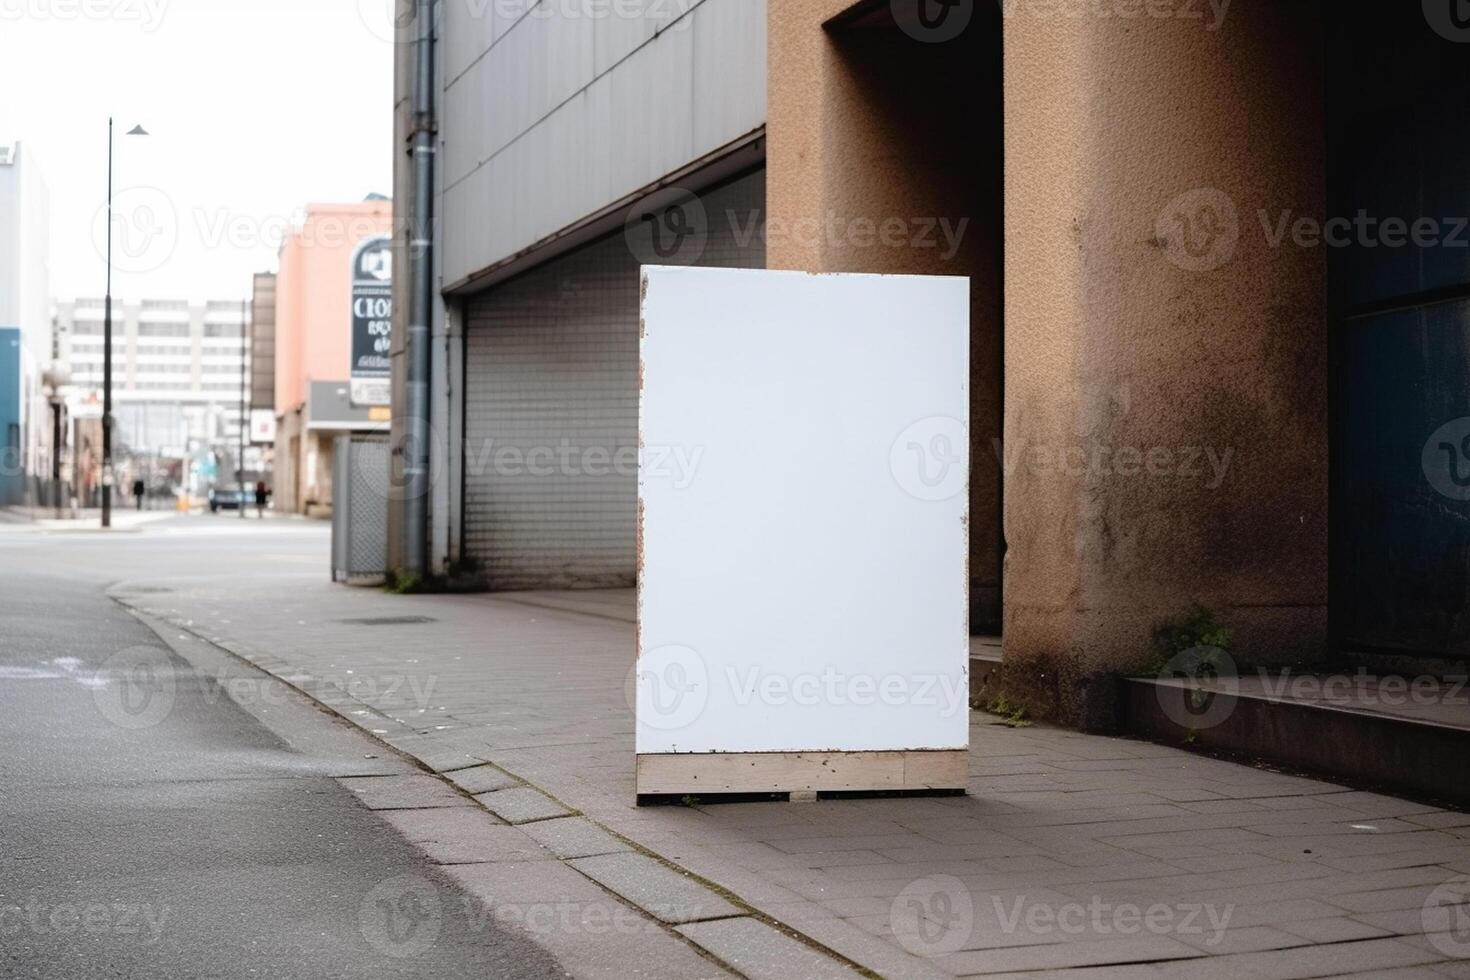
[331,435,388,586]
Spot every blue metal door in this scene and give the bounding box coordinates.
[1331,7,1470,658]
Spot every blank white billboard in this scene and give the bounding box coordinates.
[637,266,970,766]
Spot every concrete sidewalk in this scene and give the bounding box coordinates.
[0,506,179,531]
[111,577,1470,979]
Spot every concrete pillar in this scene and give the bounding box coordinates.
[1002,0,1329,725]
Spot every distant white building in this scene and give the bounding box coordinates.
[53,298,250,473]
[0,140,52,505]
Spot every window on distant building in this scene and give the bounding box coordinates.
[138,323,191,337]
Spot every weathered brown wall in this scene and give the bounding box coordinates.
[1003,1,1330,725]
[768,0,1005,629]
[771,0,1331,726]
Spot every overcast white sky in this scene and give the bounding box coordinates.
[0,0,397,304]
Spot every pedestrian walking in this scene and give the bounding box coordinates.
[255,480,268,518]
[132,477,145,511]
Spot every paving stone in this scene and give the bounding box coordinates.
[568,852,739,924]
[1328,884,1448,914]
[676,917,863,980]
[474,786,574,824]
[1207,936,1447,979]
[1226,898,1346,928]
[937,934,1202,975]
[518,816,631,859]
[381,807,550,865]
[1279,917,1394,944]
[774,911,955,980]
[336,773,472,810]
[445,763,521,794]
[1174,925,1309,956]
[446,862,735,979]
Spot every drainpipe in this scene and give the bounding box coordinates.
[404,0,436,577]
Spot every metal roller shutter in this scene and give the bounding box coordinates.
[463,169,766,590]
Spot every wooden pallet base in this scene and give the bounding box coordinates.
[635,749,968,796]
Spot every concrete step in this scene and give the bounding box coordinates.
[1123,667,1470,808]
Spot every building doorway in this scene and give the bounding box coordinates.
[1330,6,1470,665]
[821,0,1005,633]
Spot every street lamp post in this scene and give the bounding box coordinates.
[42,362,69,520]
[239,297,248,519]
[102,117,148,529]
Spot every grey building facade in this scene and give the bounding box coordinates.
[54,298,249,460]
[249,273,276,422]
[387,0,768,585]
[0,140,51,505]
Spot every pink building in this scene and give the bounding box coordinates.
[273,200,392,516]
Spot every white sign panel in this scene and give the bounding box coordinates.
[249,409,277,444]
[637,267,970,791]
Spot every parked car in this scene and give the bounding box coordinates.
[208,486,249,513]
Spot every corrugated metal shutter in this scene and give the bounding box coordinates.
[464,169,765,590]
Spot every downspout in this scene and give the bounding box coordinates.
[404,0,436,576]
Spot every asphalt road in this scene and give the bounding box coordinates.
[0,514,563,979]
